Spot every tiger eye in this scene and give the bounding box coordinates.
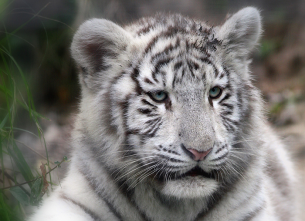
[209,86,222,99]
[150,91,168,102]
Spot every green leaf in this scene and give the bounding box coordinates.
[7,141,35,187]
[0,113,8,130]
[30,178,43,206]
[9,187,30,206]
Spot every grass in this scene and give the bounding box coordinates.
[0,2,70,220]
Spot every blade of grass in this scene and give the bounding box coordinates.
[0,49,51,185]
[6,140,34,188]
[0,3,50,45]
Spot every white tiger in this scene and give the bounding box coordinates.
[29,7,296,221]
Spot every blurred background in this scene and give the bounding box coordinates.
[0,0,304,220]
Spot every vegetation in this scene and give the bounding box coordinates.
[0,2,71,220]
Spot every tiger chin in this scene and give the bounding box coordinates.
[29,7,296,221]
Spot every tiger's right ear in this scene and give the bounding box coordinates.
[71,19,132,89]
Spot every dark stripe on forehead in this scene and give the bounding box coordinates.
[137,24,154,35]
[174,61,183,71]
[152,57,172,83]
[188,60,199,71]
[144,26,187,54]
[187,60,200,80]
[150,39,180,62]
[172,69,185,88]
[144,78,154,84]
[200,57,219,77]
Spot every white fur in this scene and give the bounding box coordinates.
[29,7,296,221]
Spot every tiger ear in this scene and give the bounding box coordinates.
[216,7,262,58]
[71,19,132,90]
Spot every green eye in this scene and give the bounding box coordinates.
[209,86,222,99]
[150,91,168,102]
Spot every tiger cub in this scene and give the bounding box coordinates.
[30,7,296,221]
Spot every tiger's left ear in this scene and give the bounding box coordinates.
[71,19,132,90]
[216,7,262,58]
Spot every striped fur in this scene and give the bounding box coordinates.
[29,7,296,221]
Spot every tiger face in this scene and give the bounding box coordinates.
[71,8,261,199]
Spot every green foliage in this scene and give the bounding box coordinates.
[0,2,70,220]
[259,39,280,59]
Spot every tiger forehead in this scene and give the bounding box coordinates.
[137,57,221,93]
[128,15,223,92]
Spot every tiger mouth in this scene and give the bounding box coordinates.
[154,166,214,182]
[183,166,212,178]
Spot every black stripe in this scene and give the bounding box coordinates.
[223,120,235,132]
[119,98,130,137]
[145,117,161,127]
[150,40,179,62]
[222,116,239,126]
[138,108,152,115]
[137,24,154,35]
[220,103,234,110]
[219,93,231,104]
[160,71,167,87]
[144,118,161,135]
[237,89,243,107]
[146,121,162,137]
[221,110,233,116]
[145,36,159,54]
[144,26,186,54]
[78,169,124,221]
[240,206,263,221]
[131,67,143,95]
[219,72,225,79]
[187,60,197,79]
[215,145,226,154]
[174,61,183,71]
[211,152,228,161]
[199,57,219,77]
[152,57,172,82]
[158,145,180,156]
[144,78,154,84]
[172,68,185,88]
[61,194,102,221]
[142,99,157,108]
[156,154,185,163]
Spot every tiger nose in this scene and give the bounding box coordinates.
[182,144,212,161]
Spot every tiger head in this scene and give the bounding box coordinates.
[71,7,262,199]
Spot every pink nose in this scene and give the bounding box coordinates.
[187,148,212,161]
